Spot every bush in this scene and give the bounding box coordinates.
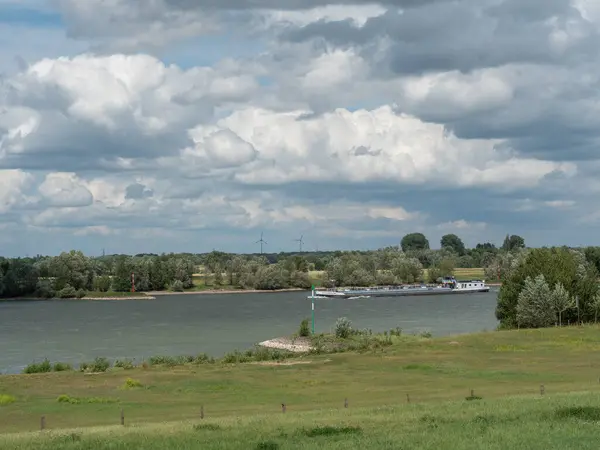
[298,318,311,337]
[122,378,143,389]
[57,394,80,404]
[57,284,77,299]
[75,289,86,299]
[114,359,135,370]
[148,355,186,367]
[93,275,112,292]
[52,362,73,372]
[57,395,118,404]
[35,279,55,298]
[0,395,16,406]
[80,357,110,373]
[171,280,184,292]
[192,353,215,364]
[334,317,352,339]
[23,359,52,374]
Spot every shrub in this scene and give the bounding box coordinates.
[122,378,143,389]
[171,280,184,292]
[23,359,52,374]
[302,425,362,437]
[35,279,55,298]
[298,318,311,337]
[93,275,112,292]
[57,284,77,299]
[75,289,86,299]
[0,395,16,406]
[57,394,80,404]
[255,441,279,450]
[148,355,187,367]
[114,359,135,370]
[390,327,402,336]
[58,395,118,404]
[52,362,73,372]
[193,353,215,364]
[80,357,110,373]
[334,317,352,339]
[222,350,248,364]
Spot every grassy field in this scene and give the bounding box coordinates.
[3,392,600,449]
[1,326,600,445]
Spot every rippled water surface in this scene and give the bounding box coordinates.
[0,290,499,373]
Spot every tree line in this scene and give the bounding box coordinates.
[0,232,520,299]
[0,232,506,298]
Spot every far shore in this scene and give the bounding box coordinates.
[149,288,305,296]
[83,296,156,300]
[0,282,502,302]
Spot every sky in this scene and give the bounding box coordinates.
[1,0,600,256]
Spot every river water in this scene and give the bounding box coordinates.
[0,290,499,374]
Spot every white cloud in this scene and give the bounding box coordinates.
[38,172,93,207]
[0,169,34,214]
[219,106,574,188]
[2,0,600,254]
[437,220,487,231]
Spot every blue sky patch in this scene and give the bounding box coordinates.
[0,4,63,28]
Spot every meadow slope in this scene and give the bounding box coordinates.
[1,326,600,442]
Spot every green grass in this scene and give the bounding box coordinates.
[2,326,600,438]
[3,392,600,449]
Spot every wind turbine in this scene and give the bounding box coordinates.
[255,232,267,254]
[294,235,304,253]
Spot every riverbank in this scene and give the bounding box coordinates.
[150,288,305,296]
[258,336,313,352]
[1,325,599,435]
[83,296,155,300]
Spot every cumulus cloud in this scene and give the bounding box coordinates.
[0,169,34,214]
[1,0,600,254]
[0,53,258,172]
[38,172,93,207]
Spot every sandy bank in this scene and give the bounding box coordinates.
[83,296,156,300]
[149,288,305,296]
[258,336,313,353]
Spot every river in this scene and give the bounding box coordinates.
[0,290,499,374]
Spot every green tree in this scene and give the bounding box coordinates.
[496,247,598,328]
[549,282,574,327]
[440,234,466,256]
[49,251,93,291]
[515,275,555,328]
[502,234,526,251]
[401,233,430,252]
[112,257,134,292]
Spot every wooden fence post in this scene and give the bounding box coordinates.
[40,416,46,431]
[281,403,286,413]
[406,394,410,403]
[344,398,348,408]
[470,389,475,398]
[120,409,125,426]
[540,385,545,396]
[200,405,204,419]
